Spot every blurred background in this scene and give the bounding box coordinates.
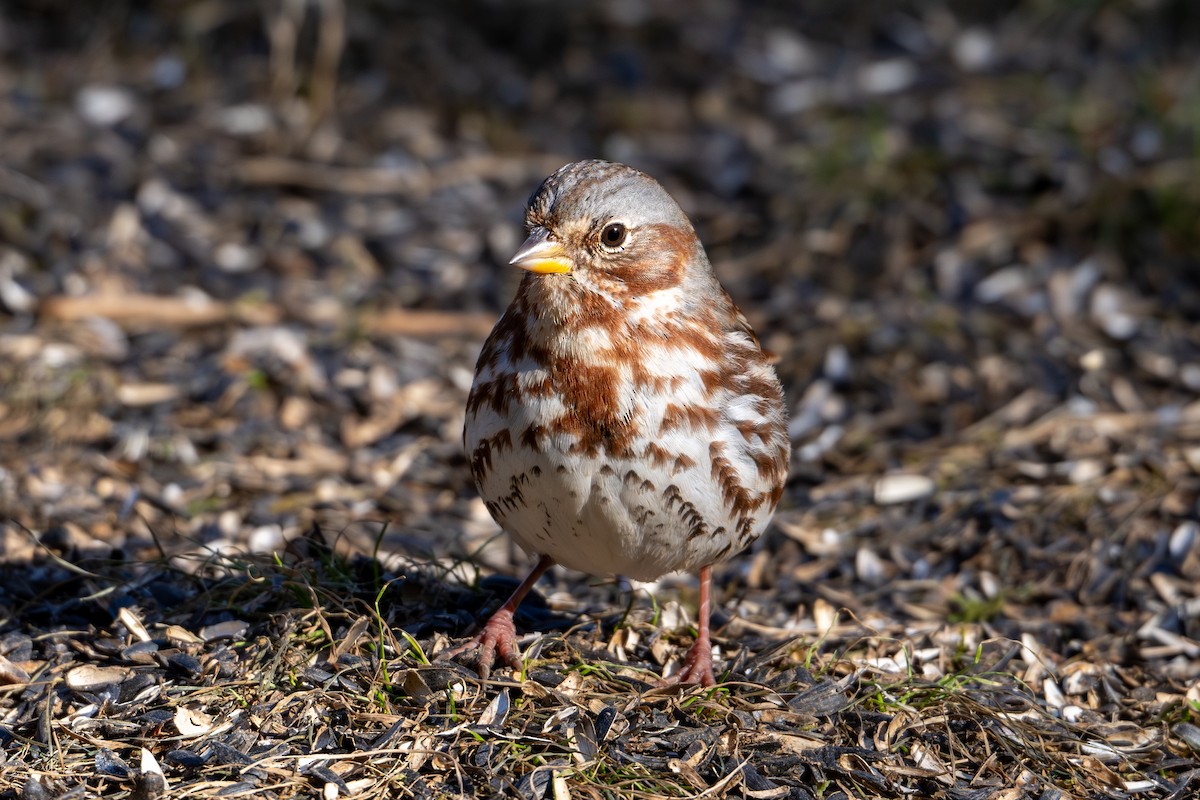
[0,0,1198,612]
[4,5,1200,794]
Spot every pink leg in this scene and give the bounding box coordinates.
[449,555,554,680]
[672,564,717,687]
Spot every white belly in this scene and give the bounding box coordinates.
[469,416,760,580]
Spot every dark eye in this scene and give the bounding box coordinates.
[599,222,627,248]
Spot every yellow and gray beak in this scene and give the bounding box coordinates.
[509,227,573,274]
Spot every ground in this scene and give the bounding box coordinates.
[0,2,1198,798]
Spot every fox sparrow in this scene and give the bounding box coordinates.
[457,160,789,686]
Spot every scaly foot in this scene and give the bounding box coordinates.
[445,555,555,681]
[669,633,717,687]
[446,608,523,681]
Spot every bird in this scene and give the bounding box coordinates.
[456,160,789,686]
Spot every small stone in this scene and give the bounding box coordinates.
[1180,364,1200,392]
[214,242,261,273]
[788,379,832,440]
[39,343,82,368]
[280,396,311,429]
[335,368,367,390]
[953,29,996,72]
[797,424,843,462]
[823,344,850,384]
[1080,349,1106,372]
[975,266,1031,305]
[77,85,136,126]
[763,30,818,78]
[295,216,331,249]
[1090,284,1141,340]
[858,58,917,95]
[1049,259,1100,320]
[934,248,971,299]
[248,524,283,552]
[771,79,828,115]
[979,571,1001,599]
[1068,459,1105,484]
[151,56,186,89]
[218,510,242,537]
[1100,146,1132,177]
[1131,124,1162,160]
[77,316,131,361]
[874,474,935,505]
[0,251,35,313]
[219,103,273,136]
[162,483,184,508]
[368,364,399,403]
[854,548,887,587]
[1169,522,1197,562]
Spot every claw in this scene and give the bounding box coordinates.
[444,555,555,681]
[444,608,524,680]
[669,635,717,687]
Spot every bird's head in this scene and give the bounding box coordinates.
[510,160,710,302]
